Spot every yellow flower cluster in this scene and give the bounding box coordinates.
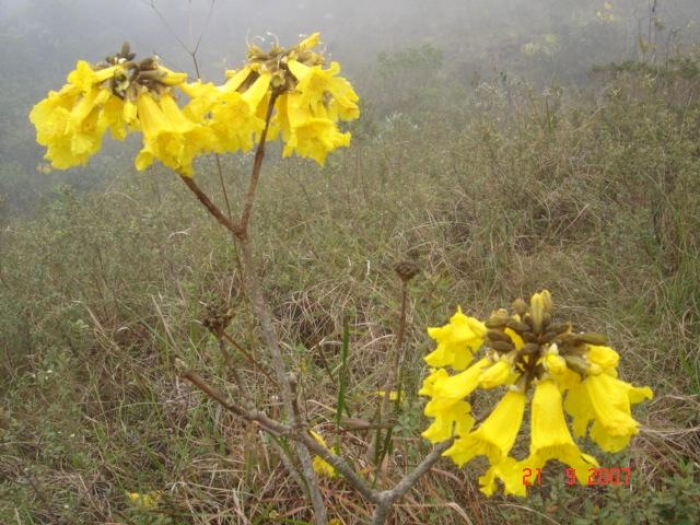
[420,291,653,497]
[29,34,359,175]
[29,60,136,169]
[310,430,337,479]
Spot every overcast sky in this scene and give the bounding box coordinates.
[2,0,698,80]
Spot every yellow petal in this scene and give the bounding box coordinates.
[157,65,188,86]
[67,60,117,89]
[282,109,350,165]
[224,66,255,89]
[478,359,515,389]
[421,400,474,443]
[425,307,486,371]
[287,59,360,122]
[586,345,619,371]
[136,93,213,175]
[444,390,525,467]
[527,381,598,474]
[564,372,652,452]
[429,357,490,404]
[479,457,525,497]
[297,32,321,50]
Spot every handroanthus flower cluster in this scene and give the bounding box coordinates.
[420,290,653,496]
[29,34,359,175]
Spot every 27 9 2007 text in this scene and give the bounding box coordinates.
[522,467,632,487]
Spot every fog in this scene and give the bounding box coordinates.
[1,0,699,213]
[5,0,697,78]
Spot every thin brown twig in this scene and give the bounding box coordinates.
[179,175,241,234]
[217,338,252,400]
[216,154,235,223]
[178,364,249,421]
[220,330,278,386]
[238,91,279,239]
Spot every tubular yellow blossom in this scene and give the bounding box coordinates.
[544,344,582,391]
[443,390,526,467]
[565,371,653,452]
[156,65,189,86]
[223,66,255,87]
[100,95,139,140]
[180,80,221,120]
[30,85,80,142]
[418,367,448,398]
[479,457,522,497]
[478,358,516,389]
[134,93,214,176]
[287,59,360,121]
[30,91,99,169]
[422,399,474,442]
[504,380,599,495]
[504,327,525,350]
[425,307,487,371]
[281,106,350,165]
[425,357,491,403]
[419,358,490,438]
[67,60,119,89]
[267,92,291,142]
[544,348,567,375]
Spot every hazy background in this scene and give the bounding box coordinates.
[1,0,699,214]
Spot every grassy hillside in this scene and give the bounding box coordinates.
[1,52,699,524]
